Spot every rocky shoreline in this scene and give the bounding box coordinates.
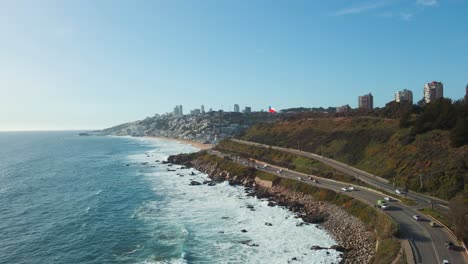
[168,154,376,263]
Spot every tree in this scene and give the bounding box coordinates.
[399,111,411,128]
[413,98,457,134]
[450,117,468,147]
[448,193,468,242]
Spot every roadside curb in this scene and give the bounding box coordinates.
[392,240,415,264]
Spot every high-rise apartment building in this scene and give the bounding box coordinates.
[201,105,205,114]
[173,105,183,116]
[234,104,240,113]
[395,89,413,104]
[244,107,251,113]
[358,93,373,111]
[424,81,443,103]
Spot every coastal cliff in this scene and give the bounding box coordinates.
[168,152,400,263]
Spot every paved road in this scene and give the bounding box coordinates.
[210,147,467,264]
[231,139,452,211]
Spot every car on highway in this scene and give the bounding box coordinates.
[341,187,351,192]
[429,221,438,227]
[383,196,392,201]
[445,241,454,250]
[376,200,389,210]
[395,189,406,194]
[297,177,303,181]
[311,179,318,183]
[413,215,421,221]
[381,204,389,210]
[442,260,450,264]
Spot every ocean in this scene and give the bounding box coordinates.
[0,132,341,264]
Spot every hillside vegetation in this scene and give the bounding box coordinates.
[239,111,467,200]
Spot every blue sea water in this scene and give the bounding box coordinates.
[0,132,341,264]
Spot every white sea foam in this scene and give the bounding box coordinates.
[126,137,342,264]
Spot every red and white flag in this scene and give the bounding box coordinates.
[268,106,277,113]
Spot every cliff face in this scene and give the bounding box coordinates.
[168,152,377,264]
[101,112,278,143]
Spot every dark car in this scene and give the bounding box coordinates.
[445,241,454,250]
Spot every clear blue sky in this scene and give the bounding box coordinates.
[1,0,467,130]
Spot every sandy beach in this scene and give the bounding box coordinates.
[146,136,214,150]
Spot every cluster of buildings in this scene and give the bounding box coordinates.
[336,81,466,113]
[174,104,253,116]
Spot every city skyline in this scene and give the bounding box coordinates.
[1,1,467,130]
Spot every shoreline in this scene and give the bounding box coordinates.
[168,154,376,263]
[145,136,214,150]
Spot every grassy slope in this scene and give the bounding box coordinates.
[240,117,467,200]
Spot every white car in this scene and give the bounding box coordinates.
[381,204,390,210]
[395,189,406,194]
[262,164,268,168]
[348,186,355,191]
[384,197,392,201]
[442,260,450,264]
[413,215,421,221]
[341,187,350,192]
[297,177,303,181]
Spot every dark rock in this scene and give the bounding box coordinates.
[141,162,149,165]
[241,229,248,233]
[265,222,273,226]
[310,245,327,250]
[207,182,217,186]
[303,214,327,224]
[292,257,297,261]
[221,216,229,219]
[189,181,202,186]
[330,245,346,252]
[267,201,276,207]
[126,164,130,166]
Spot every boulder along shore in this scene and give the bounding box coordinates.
[168,154,376,264]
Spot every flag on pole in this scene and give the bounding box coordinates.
[268,106,277,113]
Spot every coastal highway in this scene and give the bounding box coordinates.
[208,149,467,264]
[230,139,450,211]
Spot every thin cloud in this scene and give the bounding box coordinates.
[417,0,439,7]
[331,1,390,16]
[400,12,414,21]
